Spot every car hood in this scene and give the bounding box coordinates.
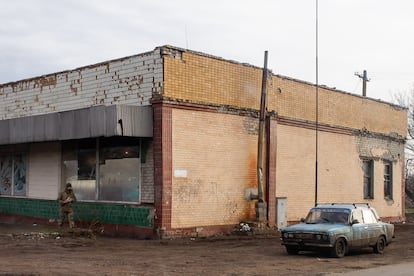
[281,223,348,234]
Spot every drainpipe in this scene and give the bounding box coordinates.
[256,51,268,222]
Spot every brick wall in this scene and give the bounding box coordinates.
[152,103,173,231]
[0,50,163,120]
[170,108,258,228]
[161,47,406,226]
[275,124,404,221]
[163,49,407,138]
[141,140,154,203]
[275,124,317,219]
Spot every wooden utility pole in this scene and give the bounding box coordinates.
[355,70,370,97]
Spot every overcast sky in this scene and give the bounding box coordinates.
[1,0,413,103]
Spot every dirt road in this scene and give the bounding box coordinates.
[0,221,413,275]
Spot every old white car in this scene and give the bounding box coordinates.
[280,204,394,257]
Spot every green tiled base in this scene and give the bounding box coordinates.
[0,197,153,228]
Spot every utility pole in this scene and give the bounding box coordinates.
[315,0,319,207]
[256,50,268,223]
[355,70,370,97]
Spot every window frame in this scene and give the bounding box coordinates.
[384,160,393,200]
[62,137,142,204]
[0,154,27,197]
[362,159,374,199]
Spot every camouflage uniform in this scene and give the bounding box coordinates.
[58,183,77,228]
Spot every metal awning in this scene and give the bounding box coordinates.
[0,105,153,145]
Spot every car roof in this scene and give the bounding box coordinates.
[314,204,373,210]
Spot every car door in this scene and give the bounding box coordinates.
[351,209,369,248]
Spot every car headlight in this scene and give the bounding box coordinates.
[314,234,329,241]
[283,232,294,238]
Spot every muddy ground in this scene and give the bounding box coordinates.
[0,217,413,276]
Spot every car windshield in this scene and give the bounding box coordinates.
[305,208,350,224]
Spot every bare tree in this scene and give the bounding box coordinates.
[391,88,414,164]
[391,86,414,208]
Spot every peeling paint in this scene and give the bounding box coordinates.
[70,84,78,96]
[0,50,162,120]
[356,135,404,161]
[39,76,57,92]
[371,148,390,159]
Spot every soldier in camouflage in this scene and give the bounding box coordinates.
[58,182,77,228]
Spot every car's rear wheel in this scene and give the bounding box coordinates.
[331,238,347,258]
[285,246,299,255]
[373,236,386,254]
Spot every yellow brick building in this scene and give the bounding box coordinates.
[0,45,407,238]
[159,46,406,235]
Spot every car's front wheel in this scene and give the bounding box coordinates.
[331,238,347,258]
[285,245,299,255]
[373,236,386,254]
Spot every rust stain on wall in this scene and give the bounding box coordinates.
[248,153,258,188]
[70,84,78,96]
[39,76,57,92]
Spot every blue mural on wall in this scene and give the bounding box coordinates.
[0,156,12,195]
[0,155,26,196]
[13,155,26,196]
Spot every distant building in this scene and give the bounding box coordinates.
[0,46,407,238]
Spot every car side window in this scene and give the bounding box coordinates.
[352,209,363,223]
[362,209,378,224]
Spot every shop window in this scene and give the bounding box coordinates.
[0,155,27,196]
[384,161,393,200]
[363,160,374,199]
[62,137,140,203]
[62,139,96,200]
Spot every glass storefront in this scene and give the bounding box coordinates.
[62,137,141,203]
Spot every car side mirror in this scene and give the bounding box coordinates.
[351,219,359,225]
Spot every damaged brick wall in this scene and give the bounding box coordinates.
[0,50,163,120]
[355,134,404,161]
